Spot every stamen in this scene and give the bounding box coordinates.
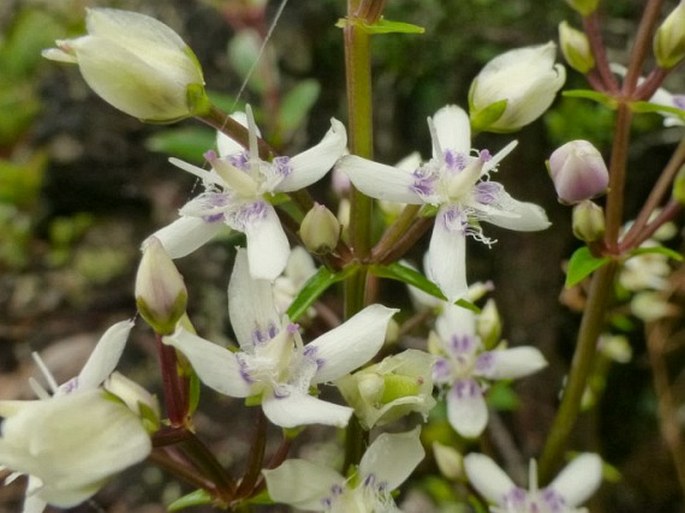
[31,352,59,394]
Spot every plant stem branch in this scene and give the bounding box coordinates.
[539,261,618,482]
[583,13,619,93]
[622,0,666,96]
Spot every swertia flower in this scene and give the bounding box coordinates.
[263,427,424,512]
[150,106,347,280]
[163,249,396,428]
[43,8,208,122]
[337,105,550,302]
[464,453,603,513]
[430,304,547,438]
[0,320,151,513]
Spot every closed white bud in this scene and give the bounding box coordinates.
[654,0,685,69]
[136,237,187,335]
[299,203,341,255]
[43,8,208,122]
[548,139,609,204]
[572,200,605,242]
[469,42,566,133]
[559,21,595,73]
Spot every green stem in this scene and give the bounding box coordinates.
[371,205,421,261]
[539,261,617,482]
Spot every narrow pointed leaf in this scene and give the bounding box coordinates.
[369,262,479,312]
[336,18,425,35]
[565,246,610,287]
[630,100,685,120]
[562,89,617,109]
[286,264,359,321]
[629,245,683,261]
[167,489,212,511]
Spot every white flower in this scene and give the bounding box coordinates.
[468,43,566,133]
[649,86,685,127]
[337,105,549,302]
[263,427,424,512]
[431,304,546,438]
[273,246,318,315]
[42,8,207,122]
[0,390,151,512]
[163,249,397,428]
[149,106,347,280]
[0,320,148,513]
[464,453,603,513]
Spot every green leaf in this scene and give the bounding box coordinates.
[168,489,213,511]
[368,262,479,312]
[631,100,685,120]
[286,264,359,321]
[469,98,508,133]
[336,17,425,35]
[629,245,683,261]
[562,89,617,109]
[146,127,215,163]
[565,246,611,287]
[279,80,321,137]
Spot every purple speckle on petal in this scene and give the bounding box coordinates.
[673,95,685,110]
[331,484,343,496]
[304,345,325,370]
[231,201,267,230]
[454,379,480,399]
[236,356,254,384]
[273,156,292,177]
[474,181,503,205]
[273,386,290,399]
[450,334,475,355]
[503,487,526,508]
[203,213,226,223]
[440,206,468,233]
[433,358,451,381]
[444,150,467,171]
[363,474,376,487]
[286,323,299,334]
[59,377,79,394]
[475,352,495,375]
[228,151,250,170]
[542,488,566,513]
[410,167,437,197]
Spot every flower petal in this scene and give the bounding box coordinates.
[147,216,225,259]
[309,304,398,384]
[463,453,516,504]
[431,105,471,157]
[261,389,353,428]
[163,328,252,398]
[427,206,469,303]
[263,459,344,511]
[548,453,602,507]
[359,427,425,491]
[276,118,348,192]
[435,303,476,343]
[242,203,290,280]
[476,189,551,232]
[228,249,281,351]
[446,379,488,438]
[336,155,424,204]
[216,112,253,157]
[475,346,547,380]
[76,320,134,391]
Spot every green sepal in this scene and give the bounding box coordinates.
[187,83,212,117]
[562,89,617,109]
[282,425,306,440]
[368,262,479,312]
[630,100,685,121]
[336,17,425,35]
[245,394,263,407]
[188,371,201,415]
[628,245,683,261]
[136,292,188,336]
[469,98,508,134]
[167,489,213,511]
[139,400,162,434]
[565,246,611,287]
[242,488,273,505]
[286,264,360,321]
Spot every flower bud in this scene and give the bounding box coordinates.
[672,164,685,204]
[336,349,436,430]
[565,0,599,16]
[136,237,187,335]
[42,8,208,122]
[653,0,685,69]
[476,299,502,350]
[468,42,566,133]
[432,442,464,481]
[299,203,341,255]
[572,200,605,242]
[559,21,595,73]
[548,140,609,204]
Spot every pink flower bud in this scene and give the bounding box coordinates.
[548,140,609,205]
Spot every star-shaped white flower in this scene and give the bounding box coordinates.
[431,304,546,438]
[336,104,550,302]
[150,105,347,280]
[0,321,150,513]
[163,249,397,428]
[263,427,424,512]
[464,453,603,513]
